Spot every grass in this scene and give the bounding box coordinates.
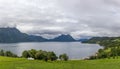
[0,56,120,69]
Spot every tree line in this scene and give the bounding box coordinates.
[0,49,69,61]
[22,49,69,61]
[88,38,120,60]
[89,46,120,59]
[0,50,17,57]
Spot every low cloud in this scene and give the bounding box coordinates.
[0,0,120,39]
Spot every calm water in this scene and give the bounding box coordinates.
[0,42,102,59]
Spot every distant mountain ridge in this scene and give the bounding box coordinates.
[0,27,47,43]
[49,34,76,42]
[0,27,80,43]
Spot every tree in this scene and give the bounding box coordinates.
[35,51,46,60]
[47,52,58,61]
[22,49,58,61]
[111,47,118,59]
[0,49,4,56]
[59,53,69,61]
[4,51,17,57]
[28,49,37,58]
[22,50,30,58]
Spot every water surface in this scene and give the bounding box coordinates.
[0,42,102,59]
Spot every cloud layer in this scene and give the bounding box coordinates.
[0,0,120,39]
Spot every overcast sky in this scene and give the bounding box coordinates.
[0,0,120,39]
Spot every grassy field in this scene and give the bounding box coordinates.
[0,56,120,69]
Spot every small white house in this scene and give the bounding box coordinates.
[27,57,34,60]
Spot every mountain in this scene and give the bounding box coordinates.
[81,37,115,43]
[78,39,89,42]
[0,27,47,43]
[81,36,120,48]
[0,28,78,43]
[49,34,76,42]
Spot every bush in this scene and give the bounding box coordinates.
[0,49,4,56]
[59,53,69,61]
[3,50,17,57]
[89,55,97,60]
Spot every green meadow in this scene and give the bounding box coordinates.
[0,56,120,69]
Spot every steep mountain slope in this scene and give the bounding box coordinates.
[0,28,47,43]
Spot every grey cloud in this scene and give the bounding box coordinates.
[0,0,120,39]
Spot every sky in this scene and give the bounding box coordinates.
[0,0,120,39]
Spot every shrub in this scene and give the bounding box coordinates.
[4,51,17,57]
[59,53,69,61]
[0,49,4,56]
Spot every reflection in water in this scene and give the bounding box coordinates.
[0,42,102,59]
